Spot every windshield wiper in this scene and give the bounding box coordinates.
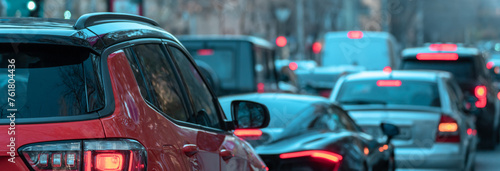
[339,100,387,105]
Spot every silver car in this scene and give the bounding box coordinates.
[329,70,478,171]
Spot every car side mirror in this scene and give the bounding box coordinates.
[231,100,270,129]
[381,123,399,143]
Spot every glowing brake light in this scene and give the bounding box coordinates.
[19,139,147,171]
[439,123,458,132]
[347,31,363,39]
[312,42,322,54]
[487,61,494,69]
[197,49,214,56]
[383,66,392,73]
[475,85,487,108]
[376,80,402,87]
[416,53,458,61]
[436,115,460,143]
[234,129,263,137]
[289,62,298,71]
[95,153,124,170]
[429,44,457,51]
[257,82,265,93]
[280,150,343,163]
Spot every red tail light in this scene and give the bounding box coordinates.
[280,150,342,163]
[257,83,265,93]
[416,53,458,61]
[19,139,146,171]
[312,42,322,54]
[377,80,402,87]
[487,61,494,69]
[429,44,457,51]
[197,49,214,56]
[347,31,363,39]
[234,129,263,137]
[289,62,298,71]
[436,115,460,143]
[319,89,332,98]
[475,85,487,108]
[383,66,392,73]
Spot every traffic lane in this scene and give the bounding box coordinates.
[475,147,500,170]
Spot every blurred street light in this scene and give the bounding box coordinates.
[64,10,71,19]
[27,1,36,11]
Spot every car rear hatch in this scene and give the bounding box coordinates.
[0,43,106,169]
[348,107,442,148]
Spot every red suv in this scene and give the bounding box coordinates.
[0,13,270,171]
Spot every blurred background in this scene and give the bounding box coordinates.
[3,0,500,61]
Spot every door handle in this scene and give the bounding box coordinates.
[220,149,233,161]
[182,144,199,157]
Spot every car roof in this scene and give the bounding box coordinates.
[402,46,480,58]
[219,93,329,106]
[0,13,181,54]
[177,35,273,49]
[343,70,452,82]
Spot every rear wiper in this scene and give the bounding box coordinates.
[339,100,387,105]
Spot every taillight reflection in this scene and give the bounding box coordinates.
[347,31,363,39]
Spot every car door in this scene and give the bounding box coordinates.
[166,42,238,171]
[123,43,213,170]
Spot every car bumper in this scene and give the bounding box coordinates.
[395,143,465,170]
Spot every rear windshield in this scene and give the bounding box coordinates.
[0,44,104,118]
[337,80,441,107]
[187,48,235,80]
[322,37,391,70]
[402,59,475,81]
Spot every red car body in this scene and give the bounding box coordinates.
[0,13,266,171]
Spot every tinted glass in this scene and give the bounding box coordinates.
[402,59,475,81]
[169,46,221,129]
[0,44,103,118]
[322,37,390,70]
[337,80,441,107]
[188,49,235,80]
[128,44,188,121]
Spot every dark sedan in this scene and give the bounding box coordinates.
[220,93,398,171]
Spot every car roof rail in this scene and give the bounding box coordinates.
[74,12,160,29]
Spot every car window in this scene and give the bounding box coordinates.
[0,44,103,118]
[187,48,236,81]
[445,80,460,111]
[337,80,441,107]
[169,46,222,129]
[332,106,359,132]
[402,59,476,81]
[126,44,189,122]
[308,104,341,131]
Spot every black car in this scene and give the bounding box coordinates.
[220,93,398,171]
[178,35,282,96]
[400,43,500,149]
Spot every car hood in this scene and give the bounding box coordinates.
[254,130,351,155]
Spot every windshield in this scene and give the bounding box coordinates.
[322,37,390,70]
[187,48,235,80]
[402,59,475,81]
[0,44,104,119]
[337,80,441,107]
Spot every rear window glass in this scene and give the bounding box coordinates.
[337,80,441,107]
[322,37,390,70]
[402,59,475,81]
[0,44,103,118]
[187,48,235,80]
